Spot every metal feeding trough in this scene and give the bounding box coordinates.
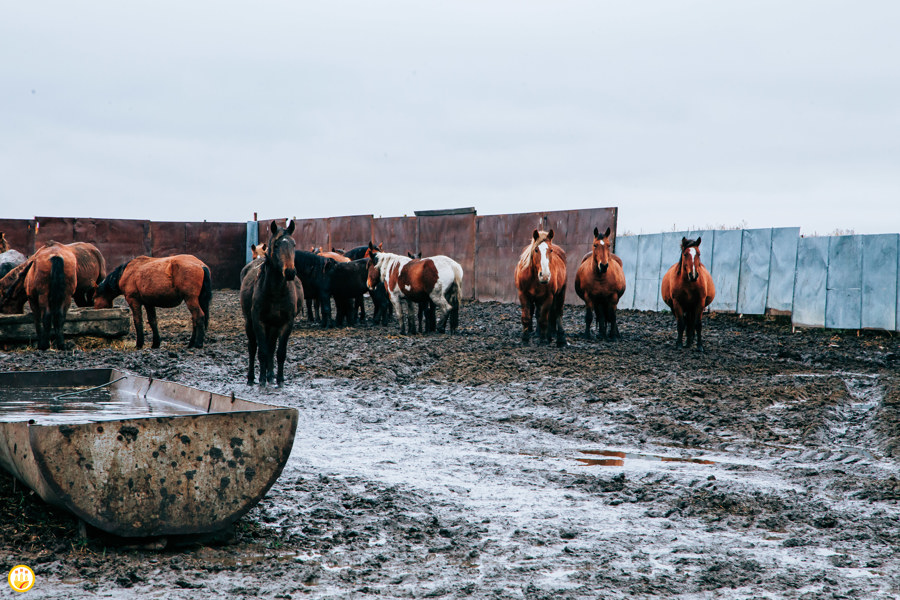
[0,307,131,343]
[0,369,298,538]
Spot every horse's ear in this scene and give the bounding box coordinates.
[271,221,279,236]
[593,227,600,239]
[694,237,701,247]
[285,220,295,235]
[681,237,689,250]
[378,242,383,251]
[533,229,539,241]
[547,229,554,240]
[368,241,375,251]
[407,251,414,258]
[604,227,611,238]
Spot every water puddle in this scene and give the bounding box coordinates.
[576,449,716,467]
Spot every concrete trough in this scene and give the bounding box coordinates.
[0,307,131,343]
[0,369,298,538]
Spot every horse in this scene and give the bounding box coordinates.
[318,250,350,263]
[294,250,335,327]
[514,229,567,347]
[575,227,626,341]
[23,242,78,350]
[366,243,462,335]
[67,242,107,307]
[0,232,8,253]
[241,221,297,386]
[660,237,716,351]
[0,232,26,279]
[242,248,303,315]
[251,243,267,259]
[323,258,369,326]
[0,261,30,314]
[344,243,380,261]
[407,251,436,332]
[94,254,212,349]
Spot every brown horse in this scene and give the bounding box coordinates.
[94,254,212,349]
[241,221,297,386]
[250,243,267,259]
[575,227,626,341]
[317,250,350,263]
[514,229,567,347]
[24,242,78,350]
[0,261,30,314]
[0,232,8,253]
[67,242,107,307]
[661,237,716,351]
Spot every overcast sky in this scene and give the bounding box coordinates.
[3,1,899,236]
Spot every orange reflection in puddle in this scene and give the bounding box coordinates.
[578,449,715,466]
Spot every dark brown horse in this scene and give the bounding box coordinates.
[241,221,298,386]
[0,261,30,314]
[661,237,716,351]
[514,229,567,347]
[94,254,212,349]
[575,227,626,341]
[67,242,107,307]
[24,242,78,350]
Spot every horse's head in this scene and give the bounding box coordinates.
[268,220,297,281]
[93,262,128,308]
[366,242,381,290]
[592,226,612,275]
[0,232,8,254]
[531,229,556,284]
[250,243,267,260]
[679,237,702,282]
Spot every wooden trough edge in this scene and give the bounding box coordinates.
[0,308,132,342]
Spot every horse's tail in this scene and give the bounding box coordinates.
[449,262,463,332]
[200,266,212,327]
[48,255,67,315]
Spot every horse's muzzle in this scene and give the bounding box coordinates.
[598,262,608,275]
[538,272,551,284]
[688,272,698,282]
[284,268,296,281]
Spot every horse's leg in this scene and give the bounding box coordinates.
[694,309,705,352]
[275,322,292,385]
[253,320,271,387]
[28,297,47,351]
[517,292,533,345]
[672,303,685,349]
[596,300,608,340]
[404,298,417,334]
[582,298,593,340]
[553,293,567,348]
[245,318,257,384]
[53,303,66,350]
[320,295,332,328]
[185,298,206,348]
[391,293,407,334]
[145,305,162,349]
[127,299,145,349]
[607,302,621,341]
[537,300,552,345]
[357,295,365,326]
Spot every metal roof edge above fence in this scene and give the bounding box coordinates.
[414,207,476,217]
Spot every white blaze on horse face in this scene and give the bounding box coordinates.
[687,247,698,278]
[537,241,551,283]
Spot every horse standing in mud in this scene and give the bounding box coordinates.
[575,227,626,341]
[241,221,298,386]
[67,242,107,307]
[514,229,567,347]
[94,254,212,349]
[660,237,716,351]
[366,243,462,335]
[24,242,78,350]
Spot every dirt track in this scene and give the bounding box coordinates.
[2,290,900,599]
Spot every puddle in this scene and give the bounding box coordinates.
[576,449,715,467]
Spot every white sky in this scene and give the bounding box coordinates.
[2,1,899,235]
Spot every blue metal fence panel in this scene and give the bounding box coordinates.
[861,234,898,331]
[710,229,742,312]
[825,235,863,329]
[615,235,639,310]
[633,233,663,311]
[737,228,773,315]
[792,237,829,327]
[245,221,259,264]
[766,227,800,313]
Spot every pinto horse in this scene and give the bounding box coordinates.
[21,242,78,350]
[514,229,567,347]
[575,227,626,341]
[94,254,212,349]
[241,221,297,386]
[661,237,716,351]
[366,243,462,335]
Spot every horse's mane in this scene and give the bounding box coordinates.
[677,237,701,274]
[519,231,553,269]
[97,261,130,298]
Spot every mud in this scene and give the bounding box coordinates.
[1,290,899,599]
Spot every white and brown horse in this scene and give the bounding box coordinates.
[366,243,462,335]
[661,236,716,351]
[514,229,567,347]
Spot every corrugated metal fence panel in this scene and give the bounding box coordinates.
[766,228,800,313]
[245,222,258,264]
[737,228,773,315]
[633,233,663,311]
[825,235,863,329]
[418,213,476,299]
[372,216,417,256]
[709,229,742,312]
[184,222,246,289]
[0,219,35,255]
[543,208,617,305]
[293,218,330,252]
[860,234,899,331]
[792,237,829,327]
[615,235,639,310]
[475,212,543,303]
[35,217,152,271]
[328,215,373,253]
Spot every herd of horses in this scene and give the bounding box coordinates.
[0,222,716,385]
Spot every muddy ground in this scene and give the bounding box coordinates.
[1,290,899,599]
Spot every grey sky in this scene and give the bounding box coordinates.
[3,1,899,236]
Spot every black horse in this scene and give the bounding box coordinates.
[241,221,297,386]
[294,250,337,328]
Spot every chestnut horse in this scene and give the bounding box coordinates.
[575,227,626,341]
[241,221,297,386]
[67,242,107,307]
[661,237,716,351]
[514,229,567,347]
[94,254,212,349]
[366,243,462,335]
[24,242,78,350]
